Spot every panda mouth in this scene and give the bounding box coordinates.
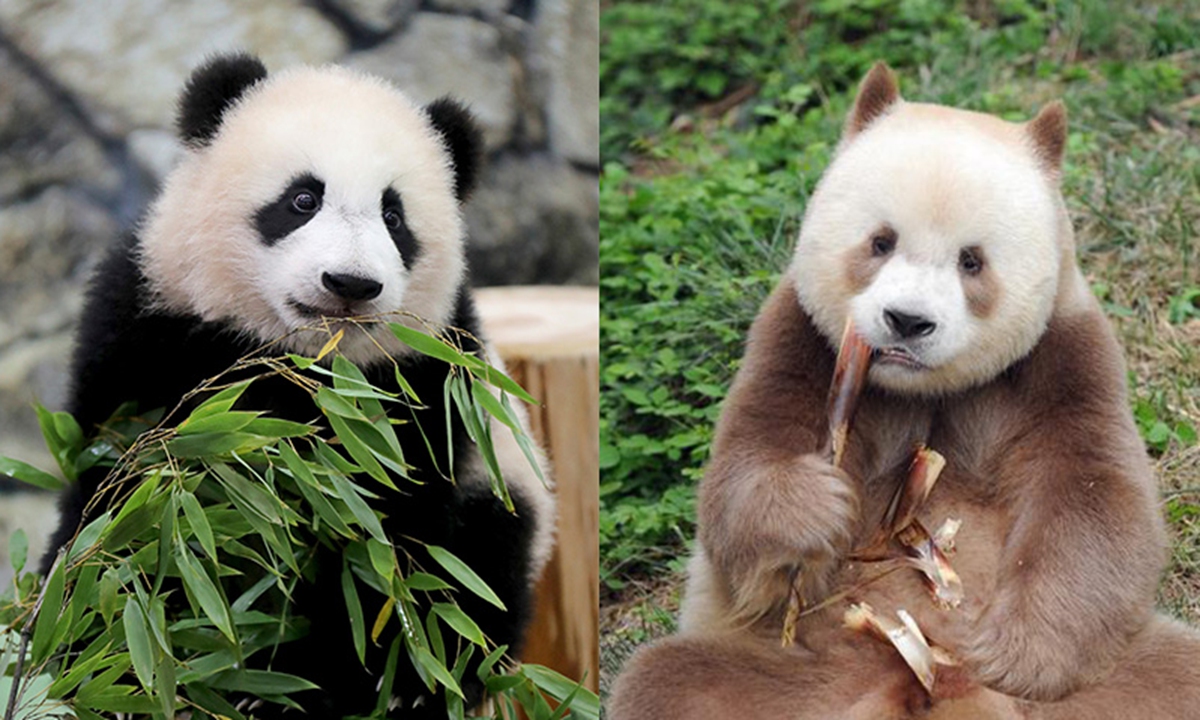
[289,299,360,320]
[875,346,928,370]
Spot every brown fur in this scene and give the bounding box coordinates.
[963,252,1001,319]
[608,65,1200,719]
[1027,101,1067,178]
[846,61,900,138]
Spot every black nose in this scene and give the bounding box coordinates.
[884,308,937,339]
[322,272,382,301]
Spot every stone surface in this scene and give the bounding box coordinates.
[0,0,347,135]
[465,153,598,286]
[0,43,120,200]
[533,0,599,166]
[330,0,420,33]
[429,0,512,16]
[348,13,517,150]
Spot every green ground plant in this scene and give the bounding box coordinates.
[0,325,598,720]
[600,0,1200,699]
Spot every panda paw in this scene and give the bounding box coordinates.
[706,452,859,617]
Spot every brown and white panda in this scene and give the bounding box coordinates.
[609,63,1200,720]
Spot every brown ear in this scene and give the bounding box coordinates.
[1027,100,1067,178]
[845,62,901,139]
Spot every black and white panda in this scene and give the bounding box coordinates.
[42,53,556,718]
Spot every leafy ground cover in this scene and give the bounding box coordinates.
[600,0,1200,703]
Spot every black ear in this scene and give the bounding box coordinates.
[177,53,268,148]
[425,97,484,202]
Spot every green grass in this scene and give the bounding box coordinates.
[600,0,1200,700]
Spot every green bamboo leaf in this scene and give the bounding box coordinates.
[431,603,486,647]
[9,527,27,574]
[179,492,216,560]
[328,473,388,543]
[367,538,396,582]
[103,500,162,553]
[470,379,517,429]
[412,645,464,698]
[166,432,274,458]
[241,417,316,438]
[207,669,320,694]
[426,545,506,611]
[231,574,278,614]
[426,609,446,665]
[176,410,260,436]
[210,462,283,524]
[110,469,161,526]
[315,386,370,421]
[374,635,403,716]
[98,570,120,627]
[390,324,475,366]
[175,542,236,643]
[406,572,454,592]
[523,664,601,720]
[342,558,367,665]
[394,365,422,404]
[326,413,395,488]
[30,558,66,664]
[186,683,248,720]
[81,689,162,713]
[279,442,356,539]
[155,650,177,717]
[469,363,537,405]
[47,642,117,698]
[122,597,155,693]
[477,644,509,682]
[69,511,112,562]
[186,380,252,421]
[74,439,114,475]
[0,456,63,491]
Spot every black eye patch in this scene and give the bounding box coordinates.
[382,187,420,270]
[255,173,325,246]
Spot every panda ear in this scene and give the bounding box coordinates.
[845,62,901,140]
[1026,100,1067,180]
[425,97,484,202]
[177,53,268,148]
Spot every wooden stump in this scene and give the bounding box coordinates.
[474,286,599,694]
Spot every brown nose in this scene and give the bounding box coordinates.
[322,272,382,301]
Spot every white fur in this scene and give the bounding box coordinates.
[139,65,466,364]
[792,101,1066,394]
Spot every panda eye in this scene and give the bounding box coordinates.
[870,228,896,257]
[291,191,319,214]
[959,246,985,276]
[383,208,403,230]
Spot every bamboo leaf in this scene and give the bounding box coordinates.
[431,603,486,647]
[469,363,537,405]
[176,410,260,436]
[167,432,274,458]
[374,635,403,716]
[207,669,321,694]
[30,558,66,664]
[317,328,345,360]
[315,386,370,421]
[390,324,474,367]
[155,649,177,717]
[122,597,155,693]
[523,664,601,720]
[406,572,454,592]
[241,417,316,438]
[367,538,397,583]
[326,413,395,488]
[0,456,63,491]
[9,528,27,574]
[186,682,248,720]
[342,558,367,666]
[180,492,217,560]
[426,545,506,611]
[328,473,388,543]
[186,380,253,421]
[371,597,395,644]
[412,645,464,698]
[175,542,236,643]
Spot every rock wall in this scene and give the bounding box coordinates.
[0,0,598,571]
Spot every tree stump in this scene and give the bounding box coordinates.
[474,286,599,694]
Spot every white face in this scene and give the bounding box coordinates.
[139,66,466,364]
[793,103,1066,394]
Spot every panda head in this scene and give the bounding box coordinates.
[139,53,483,363]
[792,63,1077,395]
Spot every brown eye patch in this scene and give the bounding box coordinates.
[845,224,896,292]
[961,246,1000,318]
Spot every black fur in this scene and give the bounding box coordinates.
[177,52,269,147]
[382,186,421,269]
[254,173,326,246]
[43,235,538,718]
[424,97,484,202]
